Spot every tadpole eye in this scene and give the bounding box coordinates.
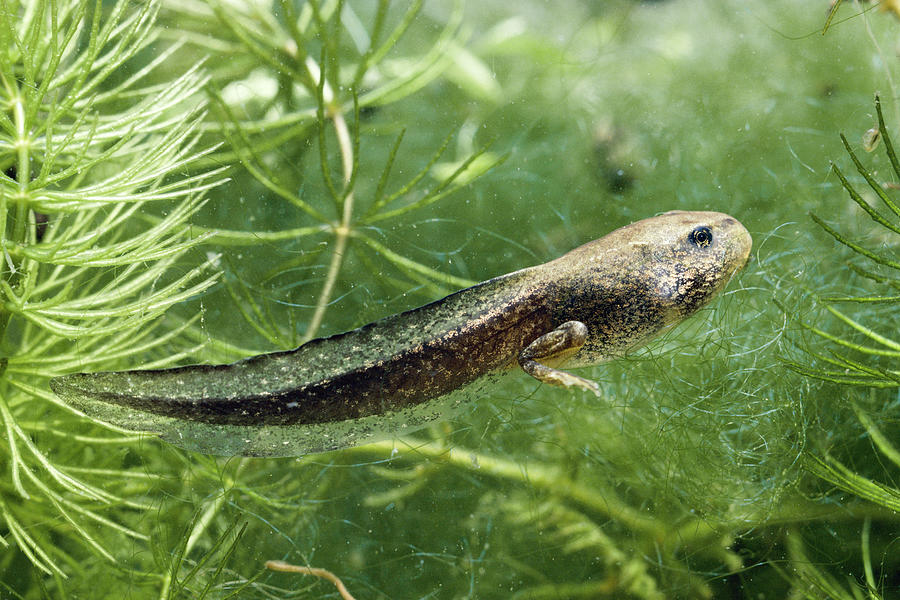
[689,226,713,248]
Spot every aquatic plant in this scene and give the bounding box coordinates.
[0,0,223,578]
[780,94,900,599]
[173,0,501,350]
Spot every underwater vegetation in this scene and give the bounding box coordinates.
[0,0,899,598]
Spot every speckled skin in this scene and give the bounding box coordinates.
[50,211,751,456]
[545,211,751,365]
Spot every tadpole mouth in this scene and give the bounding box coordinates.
[735,229,753,271]
[722,216,752,279]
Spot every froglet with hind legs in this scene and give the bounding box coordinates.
[50,211,752,457]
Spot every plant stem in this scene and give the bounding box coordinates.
[341,440,668,540]
[0,93,28,357]
[302,56,355,343]
[13,95,29,249]
[266,560,358,600]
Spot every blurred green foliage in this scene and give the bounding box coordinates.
[2,0,900,598]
